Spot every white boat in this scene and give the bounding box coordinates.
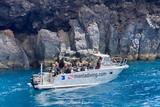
[29,53,129,90]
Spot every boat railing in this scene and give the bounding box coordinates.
[111,57,128,66]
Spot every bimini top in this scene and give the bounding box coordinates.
[90,52,110,58]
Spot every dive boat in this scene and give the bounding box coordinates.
[29,53,129,90]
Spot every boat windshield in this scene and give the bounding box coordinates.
[102,57,112,66]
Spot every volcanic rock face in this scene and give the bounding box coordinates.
[78,4,110,53]
[0,0,160,68]
[58,30,70,53]
[36,29,60,62]
[86,22,100,50]
[0,0,90,33]
[0,30,29,68]
[69,20,87,51]
[16,33,37,66]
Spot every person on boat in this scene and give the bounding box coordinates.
[54,61,60,75]
[77,58,82,67]
[52,63,56,69]
[64,64,72,74]
[59,58,65,69]
[72,59,80,72]
[87,61,93,69]
[81,64,86,71]
[59,58,67,74]
[95,57,102,69]
[48,67,52,82]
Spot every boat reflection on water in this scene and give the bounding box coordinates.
[34,82,122,107]
[34,87,93,106]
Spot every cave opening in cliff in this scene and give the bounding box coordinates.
[7,19,72,35]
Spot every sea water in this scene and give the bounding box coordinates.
[0,60,160,107]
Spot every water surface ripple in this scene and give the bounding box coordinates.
[0,61,160,107]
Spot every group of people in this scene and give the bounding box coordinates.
[48,56,103,76]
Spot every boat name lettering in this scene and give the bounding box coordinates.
[73,72,107,78]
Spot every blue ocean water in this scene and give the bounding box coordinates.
[0,61,160,107]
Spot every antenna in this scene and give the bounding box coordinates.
[40,63,43,85]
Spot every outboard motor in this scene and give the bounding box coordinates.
[31,74,41,86]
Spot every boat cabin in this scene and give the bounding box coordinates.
[90,53,112,68]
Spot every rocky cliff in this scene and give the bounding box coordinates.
[0,0,160,68]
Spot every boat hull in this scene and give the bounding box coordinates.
[32,65,128,90]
